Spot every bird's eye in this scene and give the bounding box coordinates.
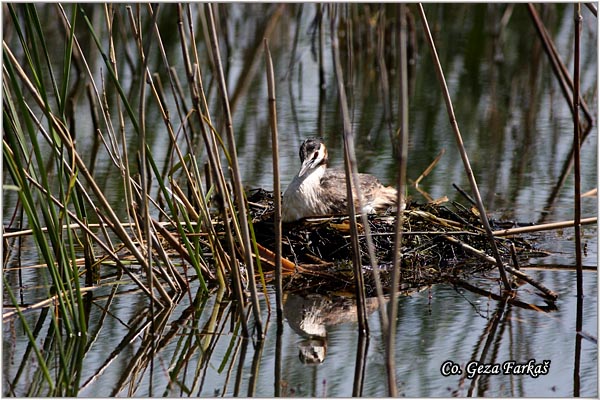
[312,151,319,160]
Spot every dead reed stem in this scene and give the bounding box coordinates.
[229,5,283,114]
[451,278,557,312]
[107,6,144,255]
[179,7,234,274]
[130,8,164,377]
[353,332,369,396]
[527,4,593,129]
[573,4,583,395]
[148,8,202,187]
[442,235,558,300]
[206,3,263,338]
[329,5,370,336]
[176,4,249,335]
[585,3,597,16]
[527,3,594,223]
[376,5,393,141]
[492,217,596,236]
[417,3,511,291]
[2,285,98,320]
[344,4,354,113]
[3,223,129,239]
[331,9,395,348]
[413,148,445,189]
[317,4,326,91]
[572,3,584,293]
[264,39,284,326]
[387,3,410,397]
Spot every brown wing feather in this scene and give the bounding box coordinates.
[320,169,396,214]
[319,169,349,214]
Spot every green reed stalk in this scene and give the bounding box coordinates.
[4,5,89,335]
[3,281,54,391]
[19,171,163,298]
[65,6,185,303]
[57,5,97,291]
[52,7,164,301]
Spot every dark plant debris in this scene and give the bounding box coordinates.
[247,188,550,296]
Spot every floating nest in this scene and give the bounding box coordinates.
[247,189,550,296]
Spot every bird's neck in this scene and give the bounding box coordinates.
[286,164,326,198]
[300,164,326,185]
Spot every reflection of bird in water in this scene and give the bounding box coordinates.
[282,137,401,222]
[284,292,384,364]
[298,339,327,365]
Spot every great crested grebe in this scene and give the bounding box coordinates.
[282,137,401,222]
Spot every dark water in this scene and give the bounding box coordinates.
[3,3,598,397]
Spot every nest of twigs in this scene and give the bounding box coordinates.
[247,189,549,296]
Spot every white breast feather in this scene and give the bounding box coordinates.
[282,166,326,222]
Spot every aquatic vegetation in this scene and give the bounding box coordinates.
[2,3,596,396]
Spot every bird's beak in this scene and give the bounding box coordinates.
[298,156,316,177]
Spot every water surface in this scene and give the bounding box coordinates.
[3,3,597,397]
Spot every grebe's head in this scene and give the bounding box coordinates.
[298,137,328,177]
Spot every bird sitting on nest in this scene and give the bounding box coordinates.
[282,137,402,222]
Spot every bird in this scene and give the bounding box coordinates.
[282,137,401,222]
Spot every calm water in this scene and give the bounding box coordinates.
[3,3,598,397]
[5,269,596,397]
